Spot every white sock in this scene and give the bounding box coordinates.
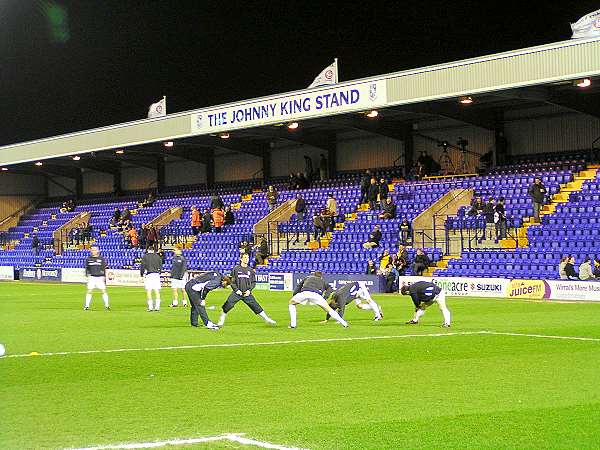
[207,320,216,328]
[328,309,348,327]
[102,293,109,308]
[367,299,381,318]
[171,299,179,306]
[85,294,92,308]
[147,299,154,310]
[441,307,451,325]
[218,312,227,326]
[413,309,426,321]
[155,297,161,310]
[288,304,297,327]
[182,298,188,306]
[259,311,275,323]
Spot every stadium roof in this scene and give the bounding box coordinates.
[1,36,600,175]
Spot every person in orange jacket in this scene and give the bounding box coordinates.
[212,208,225,233]
[191,206,202,236]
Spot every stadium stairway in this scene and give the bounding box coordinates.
[502,164,599,249]
[435,166,600,279]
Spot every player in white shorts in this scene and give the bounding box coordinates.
[169,248,188,307]
[288,272,348,328]
[140,249,163,311]
[84,247,110,310]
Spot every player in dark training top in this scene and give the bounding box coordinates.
[84,246,110,310]
[288,272,348,328]
[217,253,276,327]
[322,281,382,323]
[400,281,451,327]
[185,271,231,330]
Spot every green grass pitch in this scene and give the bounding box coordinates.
[2,282,600,449]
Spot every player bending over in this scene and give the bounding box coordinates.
[289,272,348,329]
[185,272,231,330]
[400,281,451,327]
[321,281,382,323]
[217,253,276,327]
[84,247,110,310]
[140,248,163,311]
[169,248,188,307]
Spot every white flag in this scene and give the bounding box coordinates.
[148,97,166,118]
[308,59,339,88]
[571,9,600,39]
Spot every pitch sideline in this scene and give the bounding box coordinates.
[3,330,600,360]
[4,331,486,359]
[68,432,307,450]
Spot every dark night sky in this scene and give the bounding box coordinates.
[1,0,598,146]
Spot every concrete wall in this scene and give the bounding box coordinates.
[0,173,46,226]
[165,160,207,186]
[504,106,600,155]
[215,152,261,182]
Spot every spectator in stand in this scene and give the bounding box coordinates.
[326,194,337,231]
[32,234,40,256]
[60,199,75,213]
[254,237,270,266]
[394,248,409,276]
[304,155,313,180]
[210,194,224,210]
[579,257,595,280]
[83,223,93,242]
[379,197,397,219]
[288,172,298,190]
[399,218,412,245]
[239,240,252,255]
[494,197,507,241]
[469,197,485,216]
[295,194,306,221]
[128,226,139,248]
[363,225,382,249]
[367,178,379,210]
[139,224,147,249]
[212,207,225,233]
[564,255,578,280]
[528,177,547,223]
[140,192,156,208]
[191,206,201,236]
[112,208,121,225]
[484,197,495,239]
[266,185,278,212]
[359,170,371,204]
[319,153,328,180]
[296,172,309,189]
[313,212,327,241]
[122,208,131,221]
[593,256,600,278]
[145,225,158,251]
[224,206,235,225]
[379,178,389,209]
[365,259,377,275]
[412,249,431,276]
[381,265,396,293]
[201,209,212,233]
[559,255,568,279]
[379,249,391,272]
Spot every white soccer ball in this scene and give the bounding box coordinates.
[0,344,5,357]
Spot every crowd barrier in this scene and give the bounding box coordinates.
[3,266,599,300]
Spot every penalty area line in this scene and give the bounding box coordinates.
[4,331,486,359]
[68,433,307,450]
[482,331,600,342]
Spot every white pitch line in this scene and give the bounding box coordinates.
[2,331,486,359]
[482,331,600,342]
[68,433,307,450]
